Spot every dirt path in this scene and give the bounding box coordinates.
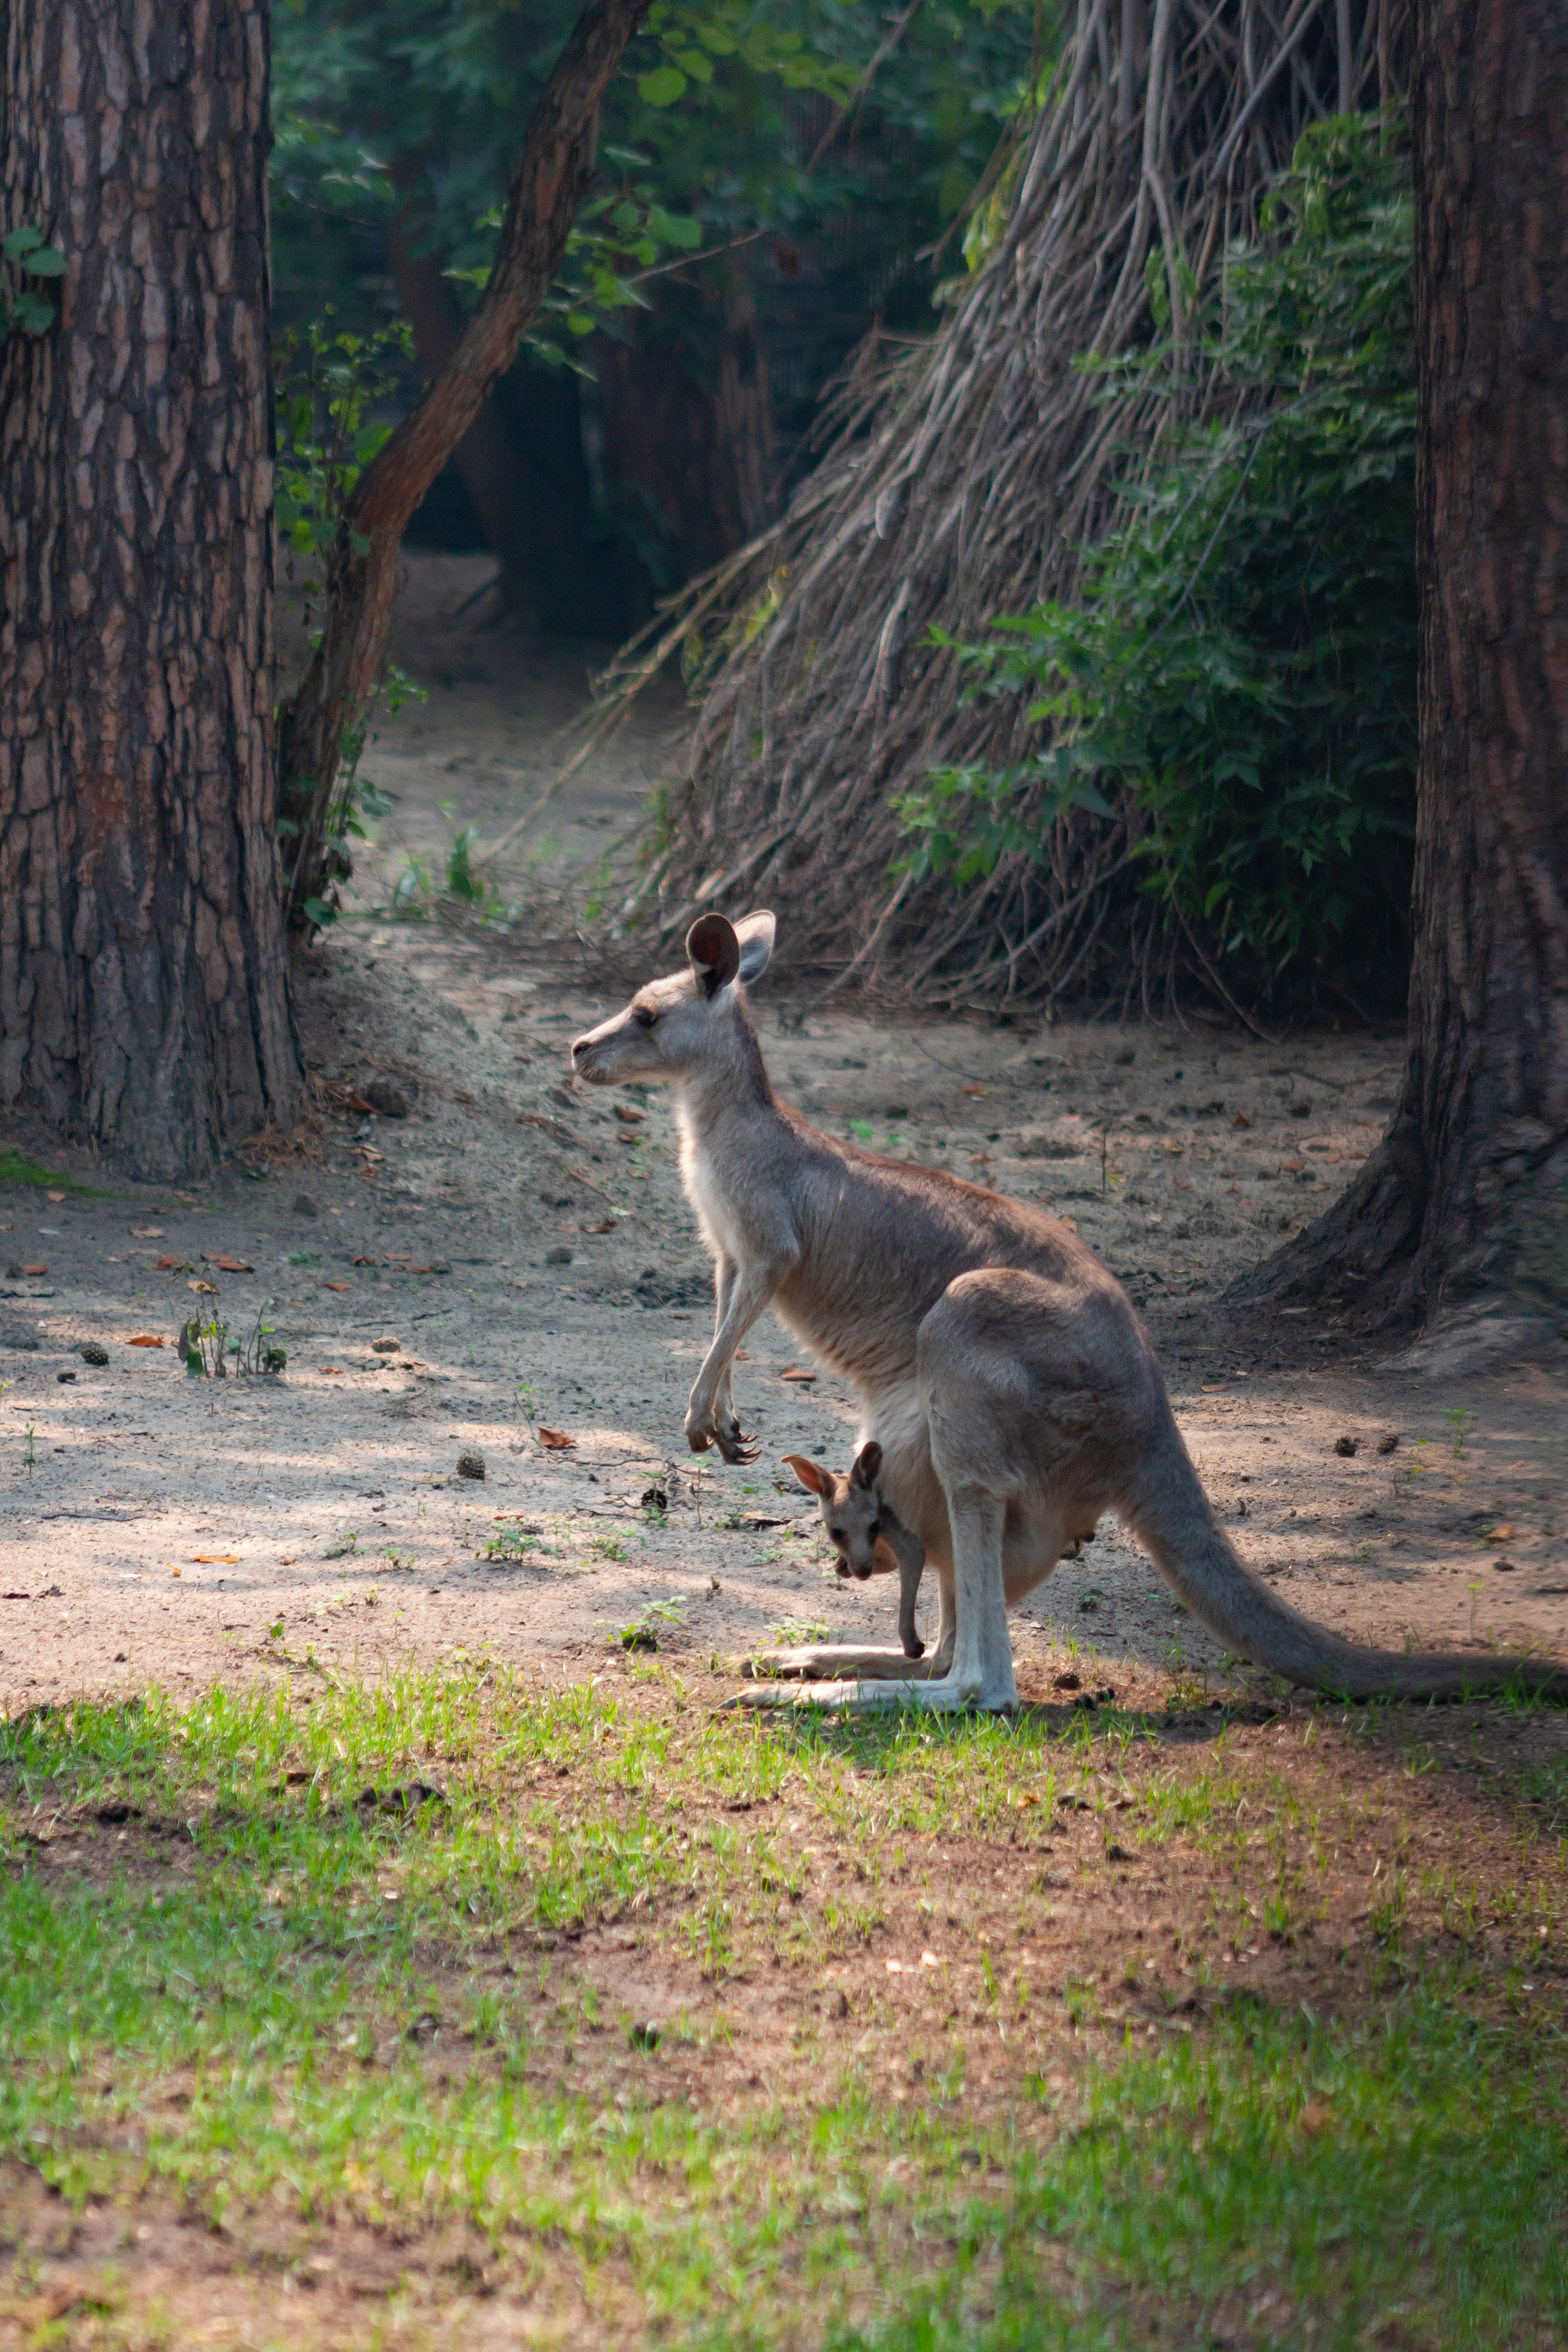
[3,556,1565,1713]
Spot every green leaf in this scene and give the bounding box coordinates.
[637,65,688,106]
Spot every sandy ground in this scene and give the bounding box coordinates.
[2,555,1566,1713]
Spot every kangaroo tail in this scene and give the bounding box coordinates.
[1122,1423,1568,1704]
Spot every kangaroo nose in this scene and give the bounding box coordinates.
[570,1034,590,1066]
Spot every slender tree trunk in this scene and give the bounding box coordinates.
[276,0,652,926]
[1234,0,1568,1328]
[0,0,299,1181]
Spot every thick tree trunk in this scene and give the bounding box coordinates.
[277,0,652,926]
[1233,0,1568,1331]
[595,266,773,583]
[0,0,300,1181]
[387,237,609,629]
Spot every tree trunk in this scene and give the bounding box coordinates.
[0,0,300,1181]
[1233,0,1568,1329]
[387,237,611,630]
[276,0,652,926]
[594,266,773,585]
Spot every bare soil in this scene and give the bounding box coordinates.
[2,554,1566,1714]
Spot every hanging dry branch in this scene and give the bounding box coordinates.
[648,0,1410,1010]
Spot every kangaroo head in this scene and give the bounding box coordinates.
[571,911,776,1086]
[784,1442,884,1579]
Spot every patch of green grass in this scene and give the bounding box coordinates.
[0,1149,112,1196]
[1,1681,1564,2347]
[830,1994,1568,2352]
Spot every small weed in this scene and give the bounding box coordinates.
[325,1531,358,1559]
[590,1534,629,1563]
[479,1521,541,1562]
[289,1250,322,1266]
[610,1600,685,1653]
[1445,1406,1477,1459]
[769,1619,831,1645]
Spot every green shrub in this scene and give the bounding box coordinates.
[897,115,1417,997]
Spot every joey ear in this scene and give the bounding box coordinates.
[782,1452,829,1498]
[851,1441,883,1488]
[687,913,740,999]
[734,910,776,985]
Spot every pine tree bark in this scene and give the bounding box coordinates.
[1234,0,1568,1331]
[0,0,300,1181]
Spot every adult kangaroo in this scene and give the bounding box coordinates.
[571,911,1568,1710]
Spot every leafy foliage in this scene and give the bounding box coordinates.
[0,224,68,342]
[270,0,1041,348]
[897,116,1417,993]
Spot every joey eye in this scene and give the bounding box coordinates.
[633,1007,655,1030]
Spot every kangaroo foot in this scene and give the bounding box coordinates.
[727,1674,1015,1715]
[743,1644,942,1682]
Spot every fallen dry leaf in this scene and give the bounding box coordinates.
[46,1190,66,1204]
[587,1219,617,1234]
[411,1266,433,1274]
[191,1555,239,1564]
[1173,1176,1192,1191]
[321,1366,344,1375]
[321,1279,351,1292]
[613,1103,645,1124]
[23,1263,47,1276]
[1483,1524,1515,1544]
[344,1091,376,1114]
[131,1226,165,1238]
[962,1085,990,1097]
[203,1255,254,1273]
[1280,1156,1306,1174]
[781,1367,816,1382]
[537,1427,577,1450]
[1161,1142,1183,1156]
[351,1254,376,1266]
[126,1335,165,1348]
[1231,1112,1251,1129]
[188,1279,219,1295]
[155,1256,181,1271]
[169,1566,181,1578]
[1298,2103,1334,2137]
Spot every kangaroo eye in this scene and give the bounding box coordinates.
[633,1007,655,1030]
[867,1520,881,1539]
[828,1527,844,1544]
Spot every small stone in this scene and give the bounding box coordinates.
[367,1081,409,1119]
[371,1336,400,1354]
[456,1449,486,1481]
[1334,1434,1360,1457]
[1052,1670,1082,1690]
[57,1370,76,1384]
[80,1342,109,1366]
[292,1192,318,1218]
[1375,1430,1400,1455]
[545,1246,572,1266]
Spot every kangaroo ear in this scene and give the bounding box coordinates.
[734,910,776,985]
[851,1441,883,1488]
[782,1452,829,1498]
[687,913,741,998]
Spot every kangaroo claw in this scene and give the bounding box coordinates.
[717,1426,758,1465]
